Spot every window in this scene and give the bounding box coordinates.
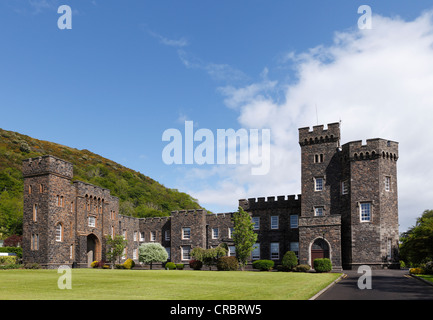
[387,239,392,259]
[290,215,298,229]
[123,229,127,239]
[252,243,260,260]
[290,242,299,258]
[33,204,38,222]
[150,231,156,242]
[314,177,323,191]
[341,180,349,195]
[360,202,371,222]
[212,228,219,239]
[270,242,279,260]
[140,232,145,241]
[133,231,137,241]
[181,246,191,260]
[70,244,74,260]
[314,154,324,163]
[314,207,324,216]
[133,249,137,260]
[70,202,74,213]
[39,184,44,193]
[88,216,96,227]
[56,195,60,206]
[252,217,260,230]
[228,246,236,257]
[111,226,115,239]
[182,227,191,239]
[56,223,62,242]
[31,234,39,250]
[165,230,170,241]
[271,216,279,229]
[165,247,171,260]
[385,176,391,191]
[228,227,234,238]
[28,185,32,194]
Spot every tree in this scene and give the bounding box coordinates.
[282,251,298,271]
[400,209,433,266]
[190,244,227,270]
[232,206,258,270]
[139,242,168,269]
[105,235,128,269]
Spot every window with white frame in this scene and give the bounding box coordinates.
[341,180,349,195]
[360,202,371,222]
[88,216,96,227]
[270,242,279,260]
[314,206,324,216]
[212,228,219,239]
[271,216,279,229]
[385,176,391,192]
[252,243,260,260]
[181,246,191,260]
[228,246,236,257]
[55,223,62,242]
[150,231,156,241]
[133,231,137,241]
[290,242,299,258]
[182,227,191,239]
[228,227,234,238]
[290,215,298,229]
[314,177,323,191]
[133,249,137,260]
[70,244,73,259]
[252,217,260,230]
[165,230,170,241]
[140,232,145,241]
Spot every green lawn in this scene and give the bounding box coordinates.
[0,269,341,300]
[418,274,433,284]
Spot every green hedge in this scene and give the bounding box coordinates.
[0,247,22,259]
[252,260,274,271]
[313,258,332,273]
[217,256,239,271]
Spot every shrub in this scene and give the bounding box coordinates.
[0,247,23,259]
[252,260,274,271]
[424,261,433,274]
[217,256,239,271]
[176,263,184,270]
[313,258,332,273]
[189,259,203,270]
[90,261,99,268]
[165,262,176,270]
[0,256,17,265]
[23,263,40,269]
[409,267,425,274]
[281,251,298,271]
[123,258,135,269]
[294,264,311,272]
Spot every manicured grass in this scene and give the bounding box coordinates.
[0,269,341,300]
[418,274,433,284]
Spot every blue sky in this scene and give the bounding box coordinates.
[1,0,433,232]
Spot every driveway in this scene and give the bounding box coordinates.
[315,269,433,300]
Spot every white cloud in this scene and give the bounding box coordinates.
[184,11,433,233]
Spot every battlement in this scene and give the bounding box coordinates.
[171,209,207,216]
[22,155,73,179]
[342,138,398,161]
[299,122,340,146]
[239,194,301,210]
[139,216,171,223]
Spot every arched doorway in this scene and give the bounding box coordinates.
[311,238,329,264]
[86,234,101,267]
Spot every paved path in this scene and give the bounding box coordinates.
[316,269,433,300]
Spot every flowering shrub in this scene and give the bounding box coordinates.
[409,267,424,274]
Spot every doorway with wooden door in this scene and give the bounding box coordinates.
[311,238,329,265]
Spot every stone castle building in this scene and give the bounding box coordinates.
[22,122,399,270]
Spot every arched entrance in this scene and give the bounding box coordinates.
[311,238,329,264]
[86,234,101,267]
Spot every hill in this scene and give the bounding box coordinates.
[0,127,203,238]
